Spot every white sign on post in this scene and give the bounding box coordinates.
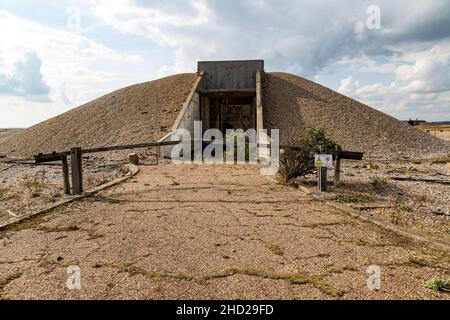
[314,154,333,168]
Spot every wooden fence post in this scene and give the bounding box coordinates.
[61,155,71,195]
[334,155,341,189]
[318,167,328,192]
[318,146,328,192]
[70,147,83,195]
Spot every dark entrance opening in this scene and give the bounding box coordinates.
[200,92,256,133]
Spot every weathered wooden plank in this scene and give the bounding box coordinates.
[77,140,181,155]
[280,145,364,160]
[34,141,363,164]
[317,146,328,192]
[391,176,450,185]
[334,156,341,188]
[61,155,71,195]
[35,152,69,163]
[318,167,328,192]
[350,204,396,210]
[71,147,83,195]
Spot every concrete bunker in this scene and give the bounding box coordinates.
[198,60,264,134]
[160,60,265,158]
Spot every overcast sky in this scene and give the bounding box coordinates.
[0,0,449,127]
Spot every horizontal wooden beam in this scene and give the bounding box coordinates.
[332,150,364,160]
[82,140,181,154]
[34,140,182,161]
[34,140,364,162]
[280,145,363,160]
[391,176,450,185]
[34,152,66,163]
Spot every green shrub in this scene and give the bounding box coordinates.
[302,127,341,151]
[426,278,450,292]
[278,128,339,184]
[391,212,401,225]
[223,133,251,162]
[399,205,412,213]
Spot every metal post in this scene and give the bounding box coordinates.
[61,155,71,195]
[70,147,83,195]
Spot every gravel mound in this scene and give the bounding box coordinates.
[2,71,448,160]
[263,72,450,159]
[0,73,197,157]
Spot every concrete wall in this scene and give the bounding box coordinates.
[255,71,269,161]
[198,60,264,90]
[159,92,200,158]
[179,92,200,135]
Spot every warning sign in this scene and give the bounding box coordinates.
[314,154,333,168]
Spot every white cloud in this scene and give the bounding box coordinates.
[0,51,50,101]
[0,9,156,127]
[394,44,450,93]
[90,0,215,46]
[88,0,450,77]
[89,0,366,75]
[338,43,450,120]
[338,76,360,95]
[1,0,450,126]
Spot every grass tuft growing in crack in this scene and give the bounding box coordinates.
[426,278,450,292]
[267,244,284,256]
[104,262,345,298]
[205,268,344,298]
[37,225,79,233]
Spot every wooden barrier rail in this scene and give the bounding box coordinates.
[281,145,363,192]
[35,140,182,195]
[34,140,363,195]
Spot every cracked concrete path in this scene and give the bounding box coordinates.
[0,164,449,299]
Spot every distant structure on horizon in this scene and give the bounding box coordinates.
[405,118,427,126]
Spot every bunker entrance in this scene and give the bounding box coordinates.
[197,60,264,135]
[201,93,256,133]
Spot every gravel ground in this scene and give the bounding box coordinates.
[0,164,448,300]
[0,129,22,142]
[0,73,196,158]
[262,72,450,159]
[0,150,136,226]
[296,159,450,242]
[428,131,450,142]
